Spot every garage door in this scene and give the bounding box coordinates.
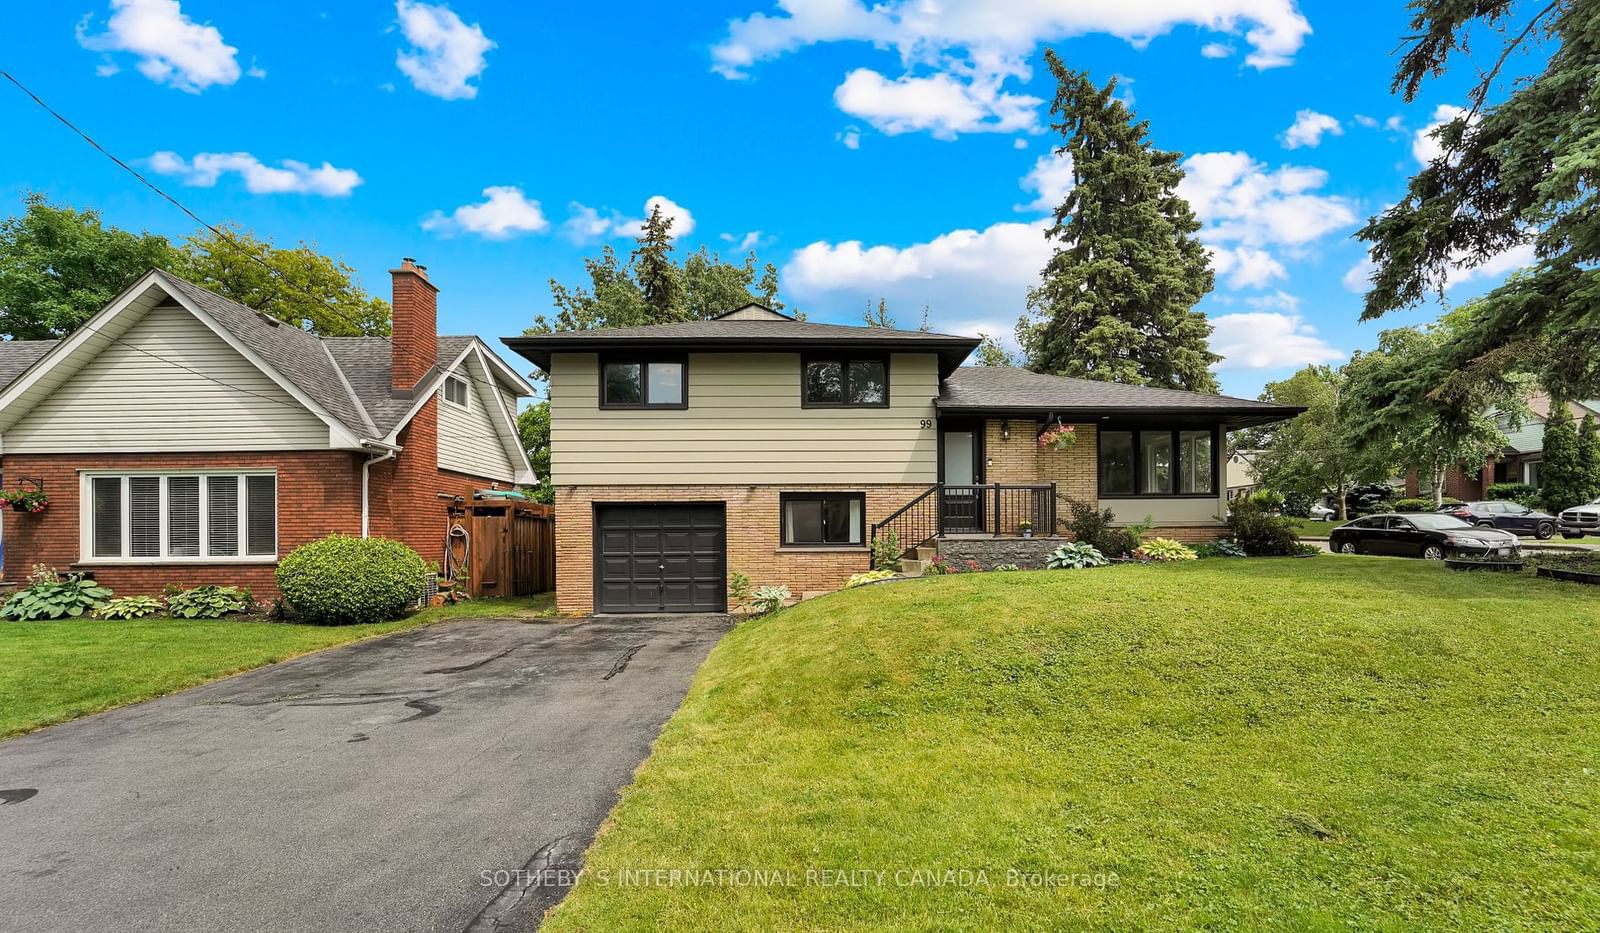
[595,504,726,613]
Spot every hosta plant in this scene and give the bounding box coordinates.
[1045,542,1108,569]
[164,585,254,619]
[844,569,896,588]
[1135,538,1198,562]
[1195,538,1249,558]
[0,574,114,621]
[750,585,792,614]
[993,563,1022,572]
[94,595,165,620]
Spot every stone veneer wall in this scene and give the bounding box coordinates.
[936,536,1069,569]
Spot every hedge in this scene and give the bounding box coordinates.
[276,534,428,625]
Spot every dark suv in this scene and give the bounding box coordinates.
[1440,501,1558,539]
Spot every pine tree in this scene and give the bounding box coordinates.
[1540,402,1584,511]
[1020,48,1219,394]
[632,205,684,322]
[1578,412,1600,505]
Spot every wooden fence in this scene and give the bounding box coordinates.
[464,501,554,598]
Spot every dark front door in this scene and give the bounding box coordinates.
[595,504,725,613]
[941,426,983,533]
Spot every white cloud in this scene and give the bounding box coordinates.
[721,231,766,252]
[1013,138,1028,149]
[1178,151,1357,269]
[833,66,1041,138]
[1245,290,1301,312]
[76,0,241,93]
[1281,109,1341,149]
[1016,151,1075,213]
[1340,241,1538,294]
[1412,103,1467,165]
[837,126,861,149]
[1211,310,1344,370]
[1352,113,1378,128]
[1208,246,1287,288]
[147,151,361,196]
[561,196,697,243]
[423,186,548,238]
[395,0,494,100]
[1200,41,1233,58]
[1341,255,1375,293]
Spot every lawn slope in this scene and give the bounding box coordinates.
[546,559,1600,931]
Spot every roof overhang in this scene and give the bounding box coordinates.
[502,334,982,378]
[934,403,1307,431]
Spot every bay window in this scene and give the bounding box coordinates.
[1096,427,1218,497]
[84,471,277,562]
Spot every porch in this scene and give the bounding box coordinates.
[869,482,1059,559]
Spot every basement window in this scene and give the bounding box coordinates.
[84,471,277,562]
[780,492,865,546]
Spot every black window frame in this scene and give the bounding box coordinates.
[1096,424,1222,498]
[599,354,689,410]
[779,491,867,547]
[800,354,891,409]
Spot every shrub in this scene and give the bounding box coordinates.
[993,563,1022,572]
[1247,489,1286,512]
[1135,537,1198,561]
[1393,498,1433,512]
[844,569,896,588]
[1280,491,1314,518]
[728,570,751,609]
[0,573,113,621]
[1487,482,1538,502]
[94,595,164,620]
[1196,538,1248,558]
[750,585,791,614]
[1226,498,1302,556]
[1063,499,1139,558]
[165,585,253,619]
[871,530,903,572]
[1045,541,1108,569]
[276,534,427,625]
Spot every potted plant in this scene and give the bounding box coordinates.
[1038,424,1076,450]
[1018,518,1034,538]
[0,488,48,514]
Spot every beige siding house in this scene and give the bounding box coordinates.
[505,305,1301,615]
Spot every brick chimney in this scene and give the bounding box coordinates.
[390,257,439,390]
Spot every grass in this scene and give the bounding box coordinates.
[545,560,1600,931]
[1288,517,1342,535]
[0,592,553,737]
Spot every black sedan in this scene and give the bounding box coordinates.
[1329,512,1521,559]
[1439,501,1558,539]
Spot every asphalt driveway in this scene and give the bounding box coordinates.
[0,613,731,933]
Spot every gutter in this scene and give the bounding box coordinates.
[360,441,403,538]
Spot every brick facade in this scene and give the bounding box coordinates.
[982,419,1096,533]
[554,483,929,614]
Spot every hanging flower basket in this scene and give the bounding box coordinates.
[0,489,48,513]
[1038,424,1077,450]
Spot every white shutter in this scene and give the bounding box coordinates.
[168,476,200,557]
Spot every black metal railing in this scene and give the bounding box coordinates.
[870,483,1059,570]
[869,483,942,570]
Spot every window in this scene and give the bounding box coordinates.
[442,374,469,408]
[601,358,686,408]
[83,471,276,562]
[802,356,889,407]
[780,492,864,546]
[1097,427,1219,497]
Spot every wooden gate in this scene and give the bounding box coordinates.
[463,502,554,598]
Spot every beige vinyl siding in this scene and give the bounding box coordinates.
[549,351,938,484]
[437,356,517,482]
[5,304,329,453]
[1099,496,1227,526]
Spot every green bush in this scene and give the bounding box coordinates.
[1045,541,1109,569]
[0,573,113,621]
[1246,489,1286,512]
[871,530,903,571]
[1135,538,1198,562]
[1063,499,1139,558]
[1196,538,1248,558]
[1394,498,1433,512]
[1226,498,1302,556]
[1487,482,1538,502]
[94,595,164,620]
[165,585,253,619]
[276,535,427,625]
[1279,490,1314,518]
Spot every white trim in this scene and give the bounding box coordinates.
[469,345,537,485]
[381,342,478,445]
[78,468,278,565]
[441,373,471,410]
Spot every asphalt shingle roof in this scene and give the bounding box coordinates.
[0,340,58,390]
[939,366,1303,423]
[323,334,477,436]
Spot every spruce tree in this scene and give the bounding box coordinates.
[1540,402,1584,511]
[1020,48,1219,394]
[632,205,684,322]
[1578,413,1600,504]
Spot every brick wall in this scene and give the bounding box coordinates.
[553,483,928,614]
[982,419,1097,533]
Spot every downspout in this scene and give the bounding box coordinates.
[361,442,402,538]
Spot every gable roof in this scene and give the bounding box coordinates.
[938,367,1303,428]
[0,340,57,390]
[504,316,980,376]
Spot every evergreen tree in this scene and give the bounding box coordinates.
[1579,413,1600,505]
[972,335,1017,367]
[1019,48,1219,394]
[1541,402,1585,511]
[632,205,684,322]
[1358,2,1600,401]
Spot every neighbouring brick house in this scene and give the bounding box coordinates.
[0,261,534,599]
[504,308,1301,614]
[1405,394,1600,501]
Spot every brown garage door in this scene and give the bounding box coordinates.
[594,504,726,613]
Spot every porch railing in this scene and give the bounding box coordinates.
[869,483,1058,570]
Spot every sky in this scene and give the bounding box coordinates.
[0,0,1545,399]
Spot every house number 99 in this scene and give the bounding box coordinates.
[919,419,934,428]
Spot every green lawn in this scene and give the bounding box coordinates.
[0,593,553,737]
[1288,517,1342,535]
[545,561,1600,931]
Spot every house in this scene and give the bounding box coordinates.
[1406,393,1600,500]
[504,307,1301,614]
[0,260,534,599]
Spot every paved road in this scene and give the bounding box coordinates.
[0,614,730,933]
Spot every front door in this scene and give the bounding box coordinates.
[941,427,983,533]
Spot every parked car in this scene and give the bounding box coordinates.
[1439,501,1558,539]
[1329,512,1521,559]
[1559,498,1600,539]
[1308,502,1336,521]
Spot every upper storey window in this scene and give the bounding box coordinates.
[802,356,888,408]
[601,358,686,409]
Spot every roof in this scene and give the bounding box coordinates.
[322,335,479,436]
[0,340,58,390]
[938,366,1304,428]
[504,317,981,376]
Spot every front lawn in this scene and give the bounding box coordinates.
[1288,517,1342,535]
[546,560,1600,930]
[0,593,553,737]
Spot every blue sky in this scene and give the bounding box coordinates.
[0,1,1538,398]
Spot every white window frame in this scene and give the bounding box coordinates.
[78,469,278,565]
[442,373,470,410]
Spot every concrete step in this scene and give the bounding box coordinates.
[899,558,928,578]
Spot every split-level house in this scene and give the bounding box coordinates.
[505,306,1301,614]
[0,260,534,598]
